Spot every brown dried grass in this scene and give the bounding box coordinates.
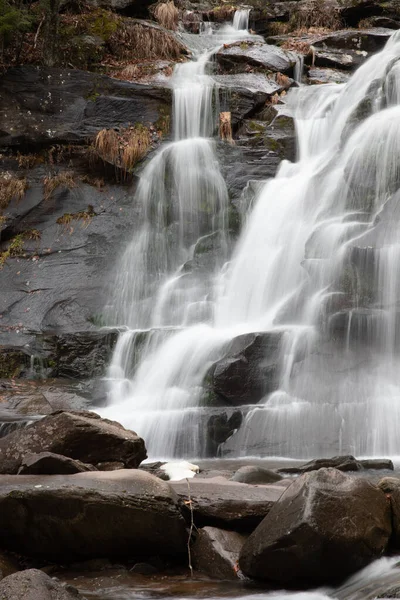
[93,125,152,174]
[109,21,184,61]
[43,171,76,200]
[154,1,179,30]
[0,175,28,210]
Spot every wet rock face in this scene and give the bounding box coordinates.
[192,526,247,579]
[239,468,392,585]
[0,569,82,600]
[217,41,296,75]
[0,410,147,474]
[0,470,187,560]
[207,331,284,406]
[379,477,400,548]
[0,67,172,149]
[277,455,394,474]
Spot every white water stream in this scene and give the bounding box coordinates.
[101,20,400,459]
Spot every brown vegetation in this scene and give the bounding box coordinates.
[57,205,96,230]
[43,171,76,200]
[0,175,27,210]
[109,20,185,61]
[219,111,234,144]
[153,1,179,30]
[92,125,152,175]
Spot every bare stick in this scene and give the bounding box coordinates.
[185,477,194,577]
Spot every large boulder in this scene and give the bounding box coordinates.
[0,66,172,149]
[206,331,284,406]
[0,569,82,600]
[0,410,147,474]
[170,477,286,529]
[239,468,392,585]
[0,470,187,560]
[192,527,247,579]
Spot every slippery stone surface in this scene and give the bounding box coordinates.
[240,468,392,584]
[277,455,363,474]
[307,67,350,85]
[230,465,283,484]
[217,42,296,75]
[18,452,96,475]
[0,410,147,474]
[207,331,284,406]
[0,67,172,148]
[192,526,247,579]
[0,470,187,560]
[170,477,286,529]
[0,569,81,599]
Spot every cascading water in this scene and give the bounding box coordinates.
[103,24,400,459]
[232,8,250,31]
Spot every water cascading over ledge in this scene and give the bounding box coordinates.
[101,23,400,459]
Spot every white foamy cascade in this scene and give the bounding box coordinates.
[233,8,250,31]
[104,28,400,459]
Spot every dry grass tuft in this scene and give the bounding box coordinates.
[154,1,179,30]
[109,21,185,61]
[0,175,28,210]
[93,125,152,175]
[43,171,77,200]
[291,0,342,31]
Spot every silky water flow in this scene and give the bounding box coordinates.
[101,24,400,459]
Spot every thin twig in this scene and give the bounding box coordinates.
[185,477,194,577]
[33,16,45,49]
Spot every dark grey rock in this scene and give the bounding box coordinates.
[0,569,81,599]
[18,452,96,475]
[230,465,283,484]
[0,410,146,474]
[0,470,187,560]
[217,42,296,75]
[360,459,394,470]
[192,526,247,579]
[207,331,284,406]
[0,67,172,149]
[277,455,362,474]
[240,468,392,584]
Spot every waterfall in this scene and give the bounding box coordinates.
[232,8,250,31]
[102,24,400,459]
